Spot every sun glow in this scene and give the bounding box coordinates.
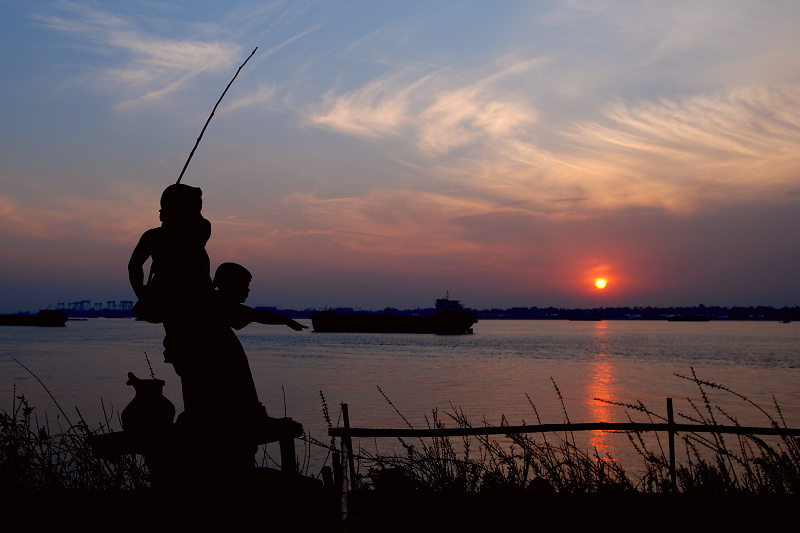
[595,278,607,289]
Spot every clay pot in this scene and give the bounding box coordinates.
[121,372,175,434]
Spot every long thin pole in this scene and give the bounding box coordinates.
[176,47,258,184]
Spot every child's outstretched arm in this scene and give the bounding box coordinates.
[247,308,308,331]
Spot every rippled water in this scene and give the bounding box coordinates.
[2,318,799,473]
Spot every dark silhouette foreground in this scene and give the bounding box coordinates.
[91,184,332,522]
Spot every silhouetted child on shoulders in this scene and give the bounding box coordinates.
[128,183,213,329]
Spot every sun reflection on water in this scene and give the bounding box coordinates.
[586,321,615,455]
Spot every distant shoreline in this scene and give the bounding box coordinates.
[25,304,798,322]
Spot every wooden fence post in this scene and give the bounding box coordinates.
[339,403,355,524]
[667,398,677,492]
[342,403,357,488]
[340,433,349,522]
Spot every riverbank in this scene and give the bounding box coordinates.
[4,489,796,529]
[345,491,798,529]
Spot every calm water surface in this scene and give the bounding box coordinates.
[2,318,799,473]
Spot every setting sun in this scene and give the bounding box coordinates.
[595,279,607,289]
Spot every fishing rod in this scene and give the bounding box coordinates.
[176,46,258,185]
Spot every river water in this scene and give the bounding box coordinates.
[2,318,799,476]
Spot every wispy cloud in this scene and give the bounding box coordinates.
[286,189,492,257]
[224,84,278,112]
[306,46,800,218]
[0,195,54,240]
[35,3,240,110]
[310,71,432,137]
[416,85,538,156]
[564,83,800,209]
[308,58,542,151]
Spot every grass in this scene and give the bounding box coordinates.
[338,383,635,495]
[1,357,149,490]
[332,369,800,496]
[1,386,148,490]
[3,367,799,496]
[607,368,800,494]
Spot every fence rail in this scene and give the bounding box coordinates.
[329,421,800,439]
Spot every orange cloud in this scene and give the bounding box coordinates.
[0,183,160,244]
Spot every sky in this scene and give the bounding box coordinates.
[1,0,800,313]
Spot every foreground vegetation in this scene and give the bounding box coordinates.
[329,370,800,495]
[3,370,800,494]
[0,386,148,490]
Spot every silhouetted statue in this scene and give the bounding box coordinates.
[137,258,308,488]
[174,262,307,483]
[126,186,311,493]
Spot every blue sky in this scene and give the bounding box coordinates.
[2,1,800,313]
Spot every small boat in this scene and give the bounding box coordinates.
[0,310,69,327]
[310,295,477,335]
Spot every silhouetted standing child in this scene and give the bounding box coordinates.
[177,262,306,484]
[180,262,306,416]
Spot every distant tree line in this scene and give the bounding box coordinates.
[255,304,800,321]
[49,302,798,321]
[470,304,799,321]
